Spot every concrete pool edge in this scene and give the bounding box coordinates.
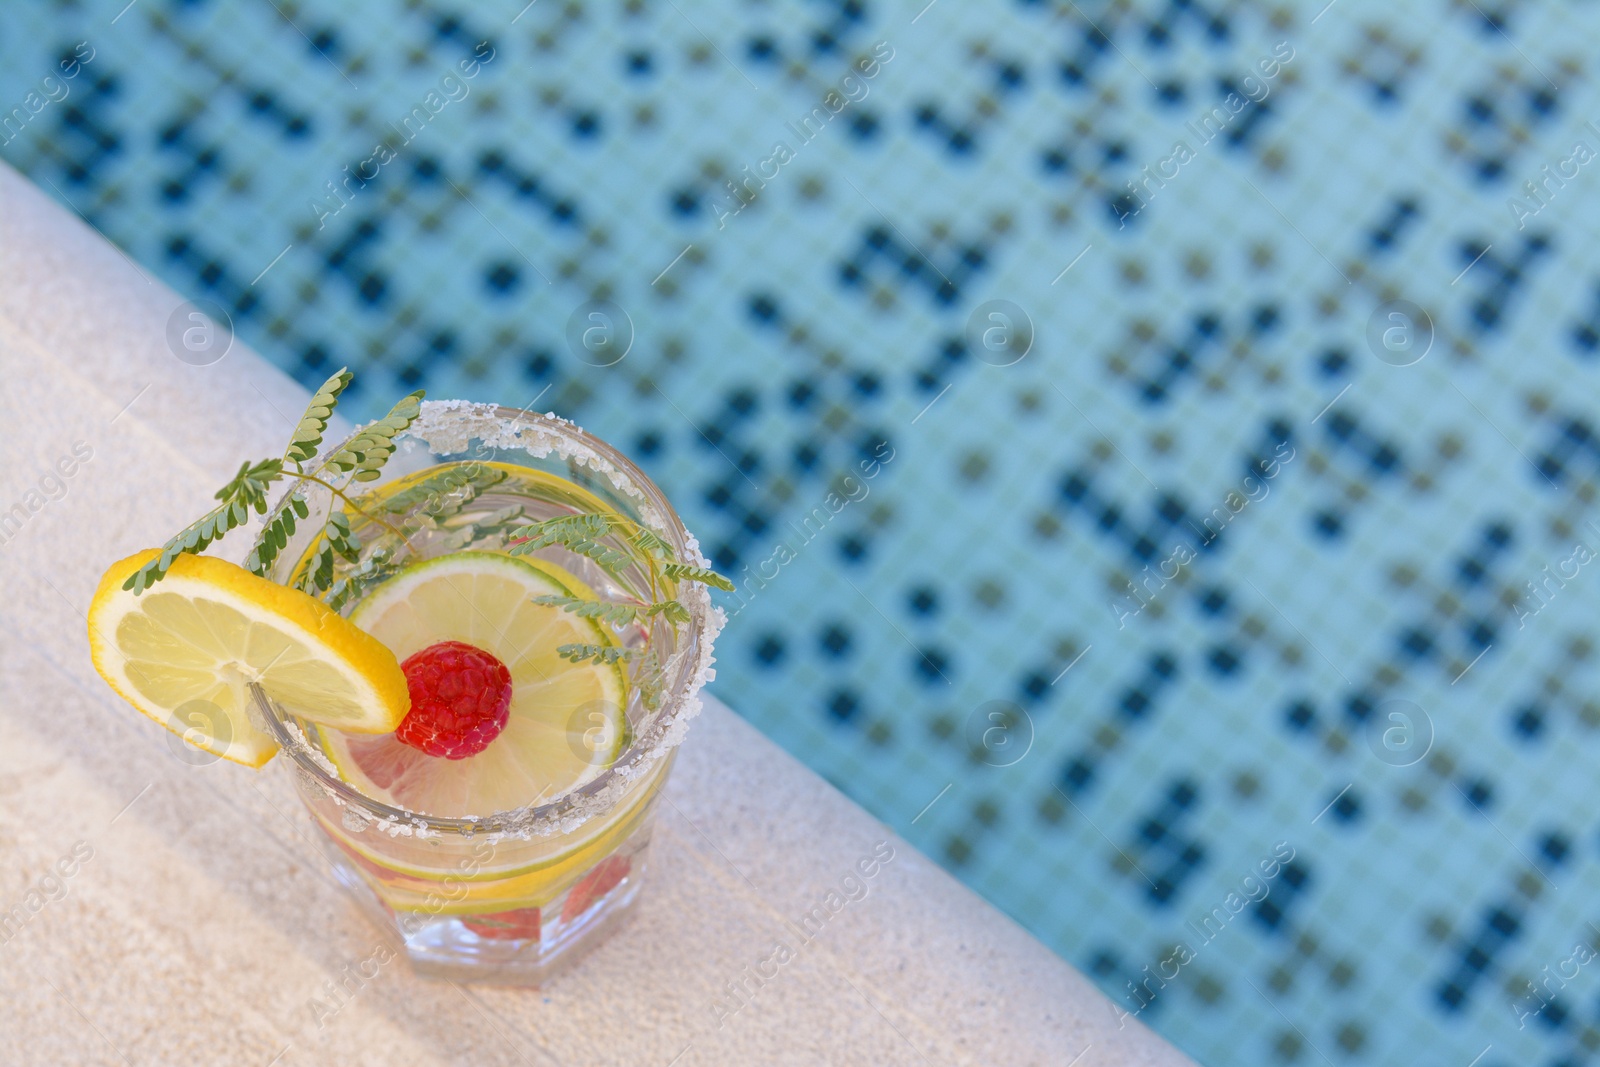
[0,160,1196,1066]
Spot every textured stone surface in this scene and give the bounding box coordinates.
[0,161,1192,1067]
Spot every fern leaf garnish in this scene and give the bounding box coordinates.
[532,594,639,627]
[556,643,637,665]
[369,462,506,517]
[123,502,250,591]
[324,547,398,613]
[214,458,284,511]
[661,562,735,592]
[626,525,675,560]
[508,516,634,574]
[507,514,612,552]
[244,492,310,577]
[648,599,692,624]
[327,390,424,482]
[285,369,353,464]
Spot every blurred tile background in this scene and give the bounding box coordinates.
[6,1,1600,1063]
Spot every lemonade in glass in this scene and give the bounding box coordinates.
[89,394,724,986]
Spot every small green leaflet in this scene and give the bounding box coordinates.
[123,367,423,595]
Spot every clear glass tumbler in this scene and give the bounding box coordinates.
[255,401,722,985]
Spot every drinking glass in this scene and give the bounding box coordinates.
[255,401,722,985]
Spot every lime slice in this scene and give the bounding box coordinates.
[87,549,410,768]
[323,551,627,817]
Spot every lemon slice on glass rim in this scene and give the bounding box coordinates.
[87,548,410,768]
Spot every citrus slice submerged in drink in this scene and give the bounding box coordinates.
[320,551,629,818]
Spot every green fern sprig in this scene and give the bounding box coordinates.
[368,462,506,518]
[242,492,310,576]
[123,367,423,595]
[123,455,285,592]
[324,547,399,614]
[660,562,735,592]
[285,369,353,464]
[326,390,424,482]
[516,511,730,692]
[556,643,638,665]
[507,515,635,574]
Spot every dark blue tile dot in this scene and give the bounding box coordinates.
[1060,757,1094,792]
[1399,628,1434,659]
[819,623,852,658]
[1286,700,1316,731]
[1437,983,1465,1011]
[485,262,519,292]
[1280,862,1308,891]
[916,648,950,683]
[1208,645,1240,675]
[727,388,757,417]
[754,633,785,666]
[1512,705,1544,739]
[749,294,778,322]
[827,689,859,722]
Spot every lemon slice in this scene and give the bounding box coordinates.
[324,551,628,817]
[88,549,411,768]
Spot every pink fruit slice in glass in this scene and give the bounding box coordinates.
[462,907,541,940]
[561,855,631,923]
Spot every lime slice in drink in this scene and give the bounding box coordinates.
[322,551,628,817]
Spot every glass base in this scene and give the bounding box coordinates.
[323,834,652,988]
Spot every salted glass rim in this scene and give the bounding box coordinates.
[255,401,721,839]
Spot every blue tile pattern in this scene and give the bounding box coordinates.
[7,1,1600,1063]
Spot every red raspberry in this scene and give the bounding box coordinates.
[395,640,513,759]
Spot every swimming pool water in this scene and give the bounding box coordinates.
[6,2,1600,1063]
